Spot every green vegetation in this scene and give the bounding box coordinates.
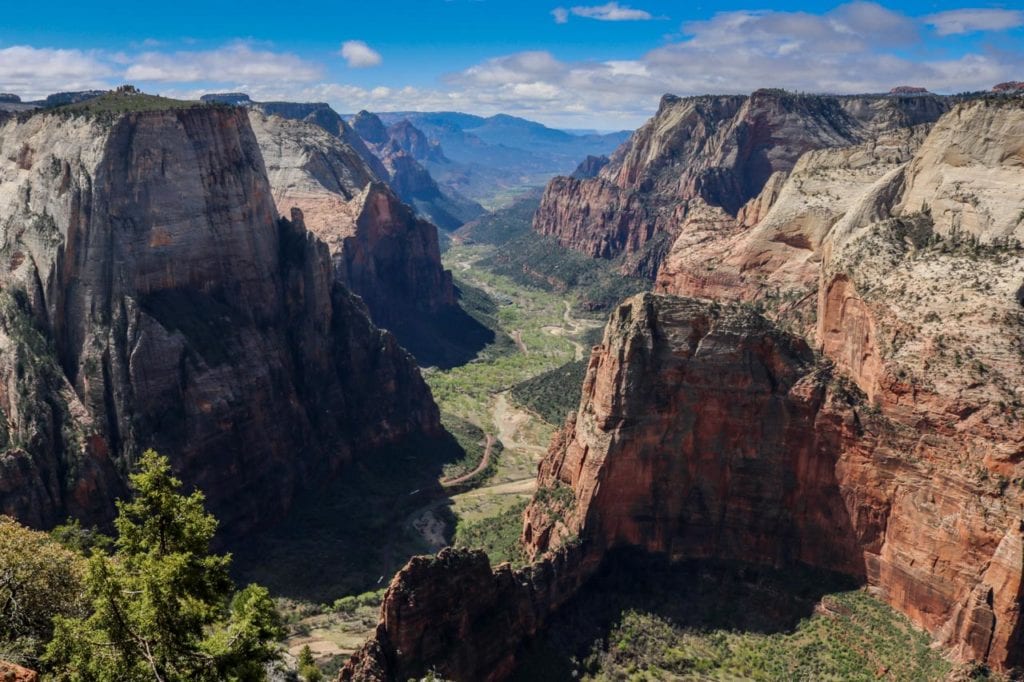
[510,359,587,424]
[0,517,87,667]
[55,87,205,116]
[440,414,502,481]
[482,233,649,311]
[513,555,954,682]
[297,645,322,682]
[581,592,951,681]
[457,196,539,246]
[452,500,529,566]
[516,557,954,679]
[44,451,282,681]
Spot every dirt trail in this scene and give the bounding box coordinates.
[441,434,496,487]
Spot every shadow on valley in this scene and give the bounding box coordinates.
[511,550,948,681]
[387,295,495,370]
[229,432,462,604]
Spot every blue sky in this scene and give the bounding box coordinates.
[1,1,1022,128]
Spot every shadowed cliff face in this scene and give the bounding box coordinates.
[533,91,950,277]
[249,110,493,368]
[0,107,442,536]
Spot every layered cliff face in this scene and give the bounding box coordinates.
[523,293,1022,670]
[533,90,949,276]
[250,110,491,367]
[0,106,441,535]
[350,111,485,230]
[345,98,1024,679]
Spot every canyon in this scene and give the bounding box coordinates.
[343,94,1024,680]
[0,85,1021,681]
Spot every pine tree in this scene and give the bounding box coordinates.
[297,644,322,682]
[44,450,282,681]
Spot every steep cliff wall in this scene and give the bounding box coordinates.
[341,99,1024,679]
[250,110,491,368]
[534,91,949,277]
[523,293,1022,671]
[0,106,441,535]
[342,293,1021,679]
[340,546,594,682]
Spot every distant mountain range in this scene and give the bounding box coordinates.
[375,111,630,208]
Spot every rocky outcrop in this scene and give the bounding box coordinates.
[340,546,594,682]
[0,106,442,536]
[249,110,490,367]
[523,292,1022,671]
[570,154,609,180]
[386,120,447,164]
[0,660,37,682]
[350,111,484,230]
[345,98,1024,679]
[994,81,1024,93]
[533,90,949,277]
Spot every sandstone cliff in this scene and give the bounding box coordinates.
[249,110,492,367]
[0,105,441,535]
[523,293,1022,672]
[534,90,949,277]
[343,99,1024,679]
[350,111,485,230]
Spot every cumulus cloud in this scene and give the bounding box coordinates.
[339,40,382,68]
[3,2,1024,129]
[569,2,653,21]
[124,43,321,83]
[552,7,569,24]
[924,8,1024,36]
[0,46,112,99]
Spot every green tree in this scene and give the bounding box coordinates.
[297,644,321,682]
[44,450,282,681]
[0,516,87,666]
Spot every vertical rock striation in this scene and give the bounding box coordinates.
[0,105,441,535]
[249,110,491,367]
[533,90,949,277]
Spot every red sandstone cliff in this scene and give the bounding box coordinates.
[0,104,441,535]
[524,294,1022,670]
[533,90,949,277]
[341,97,1024,681]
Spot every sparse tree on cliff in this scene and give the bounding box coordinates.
[44,450,282,681]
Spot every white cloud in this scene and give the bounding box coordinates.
[339,40,382,68]
[571,2,653,21]
[0,46,112,99]
[924,8,1024,36]
[552,7,569,24]
[124,43,321,83]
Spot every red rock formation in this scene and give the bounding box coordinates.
[0,661,37,682]
[345,291,1022,679]
[524,293,1022,671]
[993,81,1024,93]
[533,90,949,277]
[250,110,491,367]
[340,546,594,682]
[0,106,441,535]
